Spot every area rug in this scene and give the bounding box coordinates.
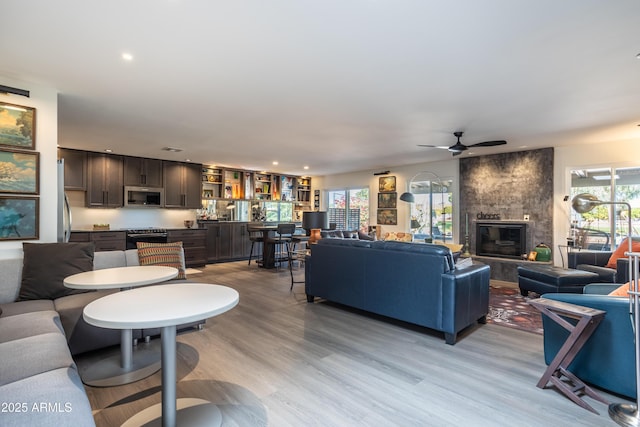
[487,285,543,335]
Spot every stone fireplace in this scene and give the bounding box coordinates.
[459,148,553,280]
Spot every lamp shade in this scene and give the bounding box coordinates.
[302,211,328,231]
[399,192,415,203]
[571,193,601,214]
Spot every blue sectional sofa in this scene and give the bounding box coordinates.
[305,239,491,344]
[541,285,635,399]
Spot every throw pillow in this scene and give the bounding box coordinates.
[605,238,640,268]
[608,282,630,297]
[19,242,95,301]
[136,241,186,279]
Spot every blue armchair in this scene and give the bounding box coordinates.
[541,285,635,399]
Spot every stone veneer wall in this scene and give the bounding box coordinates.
[459,148,554,280]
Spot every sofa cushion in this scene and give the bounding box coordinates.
[0,310,63,343]
[0,367,95,427]
[136,241,186,279]
[0,299,55,318]
[0,332,75,387]
[19,242,95,301]
[606,238,640,268]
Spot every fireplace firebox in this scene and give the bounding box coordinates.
[476,222,527,259]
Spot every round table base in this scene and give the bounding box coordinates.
[122,398,222,427]
[77,340,161,387]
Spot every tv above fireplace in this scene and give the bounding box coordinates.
[476,222,527,259]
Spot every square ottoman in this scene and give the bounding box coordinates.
[517,265,600,296]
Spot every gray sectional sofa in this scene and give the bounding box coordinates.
[0,246,172,427]
[305,239,491,344]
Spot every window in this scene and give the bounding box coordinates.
[570,166,640,249]
[409,178,453,242]
[263,201,293,222]
[327,188,369,232]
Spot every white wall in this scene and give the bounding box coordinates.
[313,159,459,237]
[0,77,58,259]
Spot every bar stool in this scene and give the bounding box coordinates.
[267,223,296,269]
[247,223,264,266]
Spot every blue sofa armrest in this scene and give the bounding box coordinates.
[583,283,621,294]
[567,250,612,269]
[574,264,617,282]
[541,292,635,398]
[440,264,491,340]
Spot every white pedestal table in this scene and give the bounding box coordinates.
[64,265,178,386]
[83,283,239,427]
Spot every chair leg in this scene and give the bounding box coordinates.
[248,241,254,266]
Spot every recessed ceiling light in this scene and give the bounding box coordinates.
[272,161,279,165]
[162,147,183,153]
[303,166,309,170]
[122,52,134,61]
[105,148,113,153]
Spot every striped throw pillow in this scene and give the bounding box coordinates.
[136,241,186,279]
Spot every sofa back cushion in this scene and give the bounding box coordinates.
[19,242,95,301]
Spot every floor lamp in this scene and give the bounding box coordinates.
[572,193,638,426]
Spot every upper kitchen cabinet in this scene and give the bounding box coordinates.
[86,152,124,207]
[163,161,202,208]
[124,156,163,187]
[58,148,87,191]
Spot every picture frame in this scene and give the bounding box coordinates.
[527,251,537,261]
[377,192,397,208]
[377,209,397,225]
[0,102,36,150]
[0,149,39,194]
[0,196,39,240]
[378,176,396,192]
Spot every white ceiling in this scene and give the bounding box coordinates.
[2,0,640,176]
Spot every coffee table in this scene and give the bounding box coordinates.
[84,283,239,427]
[64,265,179,386]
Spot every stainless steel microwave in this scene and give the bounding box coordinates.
[124,186,164,207]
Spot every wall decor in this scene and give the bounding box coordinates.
[0,196,39,240]
[378,192,397,208]
[377,209,397,225]
[0,102,36,149]
[0,149,39,194]
[378,176,396,192]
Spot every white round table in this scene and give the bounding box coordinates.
[64,265,179,387]
[84,283,239,427]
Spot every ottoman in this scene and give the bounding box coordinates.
[517,265,600,296]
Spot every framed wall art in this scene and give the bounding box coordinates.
[378,176,396,192]
[377,209,397,225]
[0,149,39,194]
[377,192,397,208]
[0,102,36,150]
[0,196,39,241]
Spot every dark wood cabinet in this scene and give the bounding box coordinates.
[58,148,87,191]
[69,231,126,251]
[203,222,253,263]
[163,161,202,209]
[167,229,207,267]
[124,156,163,187]
[86,152,124,207]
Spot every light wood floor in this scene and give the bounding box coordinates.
[82,261,631,426]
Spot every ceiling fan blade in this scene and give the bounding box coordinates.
[467,140,507,148]
[417,145,450,150]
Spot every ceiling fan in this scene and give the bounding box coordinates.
[418,131,507,156]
